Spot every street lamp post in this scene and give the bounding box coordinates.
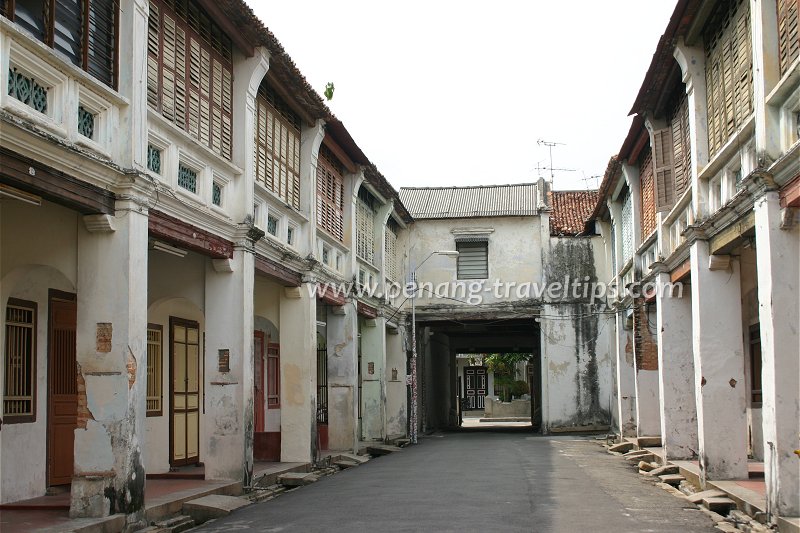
[410,250,459,444]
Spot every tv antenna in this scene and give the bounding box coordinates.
[582,173,602,190]
[537,139,575,184]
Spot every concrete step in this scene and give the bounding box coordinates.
[703,496,737,514]
[334,459,359,469]
[658,474,686,486]
[608,442,634,453]
[278,472,319,487]
[647,464,679,477]
[183,495,250,525]
[626,453,656,463]
[686,489,727,504]
[149,515,195,533]
[636,436,662,447]
[637,461,657,472]
[339,453,370,464]
[366,444,403,456]
[622,449,651,458]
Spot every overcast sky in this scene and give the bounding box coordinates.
[247,1,677,191]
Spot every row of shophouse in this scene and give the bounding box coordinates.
[0,0,415,523]
[584,0,799,525]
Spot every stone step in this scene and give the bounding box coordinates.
[339,453,370,464]
[637,436,662,447]
[278,472,319,487]
[637,461,657,472]
[658,474,686,486]
[626,453,655,463]
[703,496,737,513]
[647,464,679,477]
[366,444,403,456]
[622,449,651,458]
[334,459,359,469]
[608,442,634,453]
[686,489,727,504]
[183,495,250,525]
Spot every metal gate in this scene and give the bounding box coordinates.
[316,334,328,424]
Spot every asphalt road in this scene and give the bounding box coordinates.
[196,430,719,532]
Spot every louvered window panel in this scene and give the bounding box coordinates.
[3,300,36,423]
[456,241,488,280]
[356,200,375,264]
[385,221,399,281]
[254,84,301,209]
[316,145,345,241]
[147,325,162,416]
[704,0,753,158]
[621,190,634,264]
[777,0,800,76]
[669,95,691,199]
[147,0,232,160]
[639,148,656,239]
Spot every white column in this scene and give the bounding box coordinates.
[754,192,800,517]
[633,303,662,438]
[279,284,316,462]
[750,0,781,163]
[360,316,387,441]
[71,197,148,523]
[326,302,359,452]
[690,240,748,482]
[656,272,698,459]
[203,244,255,483]
[614,312,637,437]
[385,324,408,439]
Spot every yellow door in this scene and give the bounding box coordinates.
[170,317,200,466]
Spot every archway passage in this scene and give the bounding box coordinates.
[417,318,541,433]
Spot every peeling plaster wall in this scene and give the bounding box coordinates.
[541,237,612,432]
[384,327,407,438]
[359,316,386,441]
[326,302,358,451]
[739,244,763,460]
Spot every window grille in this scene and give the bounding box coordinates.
[146,325,162,416]
[254,82,301,209]
[456,241,488,280]
[7,68,48,114]
[78,105,96,138]
[287,225,295,246]
[147,0,233,159]
[704,0,753,157]
[621,190,634,264]
[316,144,345,241]
[385,220,399,281]
[2,0,117,87]
[178,163,197,193]
[3,300,36,423]
[147,144,162,173]
[267,215,278,236]
[212,181,221,206]
[267,343,280,408]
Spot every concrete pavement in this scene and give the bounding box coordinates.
[196,431,719,532]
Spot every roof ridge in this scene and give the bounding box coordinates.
[399,183,537,191]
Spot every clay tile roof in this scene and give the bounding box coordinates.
[548,190,600,236]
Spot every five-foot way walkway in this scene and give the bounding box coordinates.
[196,431,719,532]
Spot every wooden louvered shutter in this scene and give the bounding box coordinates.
[456,241,488,280]
[653,128,675,212]
[777,0,800,77]
[671,96,691,198]
[147,4,160,110]
[86,0,117,88]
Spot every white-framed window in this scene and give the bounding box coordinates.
[3,299,37,423]
[335,252,342,272]
[708,176,723,213]
[322,244,330,266]
[287,223,297,247]
[267,214,279,237]
[212,181,223,207]
[356,187,377,264]
[456,240,488,280]
[177,161,199,194]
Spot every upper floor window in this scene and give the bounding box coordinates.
[638,147,656,240]
[1,0,118,88]
[356,186,377,264]
[147,0,233,160]
[255,81,301,209]
[456,240,488,280]
[777,0,800,77]
[704,0,753,158]
[385,218,400,281]
[316,144,345,241]
[620,187,634,265]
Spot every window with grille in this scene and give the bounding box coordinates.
[212,181,222,206]
[2,0,118,88]
[385,218,399,281]
[147,144,162,174]
[146,324,163,416]
[178,163,197,193]
[777,0,800,77]
[7,67,48,114]
[267,214,278,236]
[267,343,280,408]
[316,144,345,241]
[456,241,488,280]
[3,299,36,423]
[254,82,301,209]
[621,189,634,264]
[704,0,753,158]
[147,0,233,160]
[287,225,295,246]
[356,187,376,264]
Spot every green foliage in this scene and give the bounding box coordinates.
[324,82,335,101]
[485,353,532,402]
[511,380,529,397]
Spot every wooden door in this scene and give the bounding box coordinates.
[254,331,265,433]
[464,366,487,409]
[47,291,77,486]
[170,317,200,466]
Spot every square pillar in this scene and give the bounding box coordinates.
[614,312,636,437]
[359,316,387,441]
[279,284,316,463]
[633,302,662,438]
[690,240,748,482]
[385,324,408,439]
[656,272,698,459]
[203,247,254,484]
[754,192,800,518]
[72,202,148,524]
[326,302,359,452]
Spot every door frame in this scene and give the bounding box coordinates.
[46,289,77,487]
[168,316,201,467]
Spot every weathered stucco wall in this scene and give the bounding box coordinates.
[384,327,407,439]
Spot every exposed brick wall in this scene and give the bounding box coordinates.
[633,301,659,371]
[639,147,656,240]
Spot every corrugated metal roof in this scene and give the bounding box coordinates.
[398,184,539,219]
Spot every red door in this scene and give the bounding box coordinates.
[47,291,77,486]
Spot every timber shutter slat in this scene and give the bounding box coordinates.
[777,0,800,77]
[456,241,488,280]
[316,145,345,242]
[653,128,675,212]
